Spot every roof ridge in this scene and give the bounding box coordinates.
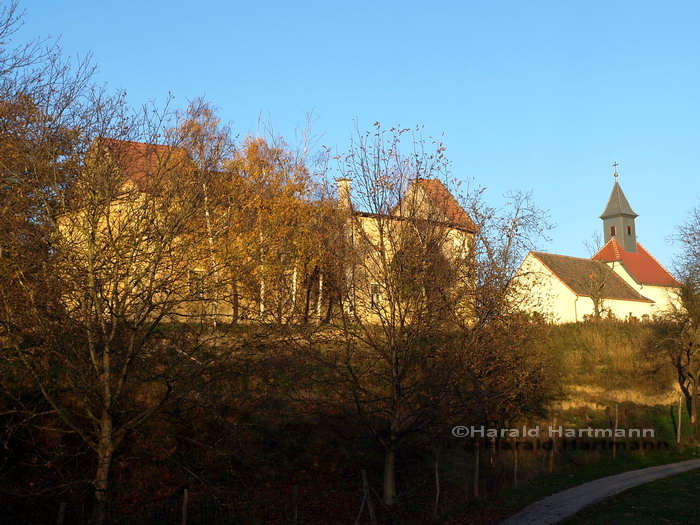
[533,251,609,264]
[614,181,623,212]
[608,237,621,259]
[592,238,621,260]
[612,238,620,258]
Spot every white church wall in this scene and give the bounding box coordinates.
[597,296,657,321]
[637,285,681,317]
[516,254,579,323]
[516,254,658,323]
[606,261,681,318]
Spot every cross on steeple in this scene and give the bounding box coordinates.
[613,161,619,178]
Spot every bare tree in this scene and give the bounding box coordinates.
[456,189,555,419]
[290,124,554,510]
[580,231,615,320]
[652,205,700,425]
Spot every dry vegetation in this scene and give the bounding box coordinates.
[1,3,699,524]
[546,321,676,400]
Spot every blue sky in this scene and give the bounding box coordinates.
[17,1,700,269]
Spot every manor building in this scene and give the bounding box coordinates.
[69,137,475,324]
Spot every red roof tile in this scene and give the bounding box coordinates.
[97,138,193,189]
[417,179,476,231]
[592,238,681,288]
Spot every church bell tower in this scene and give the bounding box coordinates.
[600,164,638,253]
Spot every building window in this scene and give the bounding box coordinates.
[610,226,616,236]
[627,225,632,235]
[370,283,382,308]
[189,269,206,299]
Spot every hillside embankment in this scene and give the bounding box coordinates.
[544,320,678,408]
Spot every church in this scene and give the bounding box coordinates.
[517,170,682,323]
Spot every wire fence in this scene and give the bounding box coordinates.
[2,403,693,525]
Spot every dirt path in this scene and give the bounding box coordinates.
[500,458,700,524]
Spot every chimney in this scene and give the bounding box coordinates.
[337,178,352,210]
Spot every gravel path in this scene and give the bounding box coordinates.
[500,458,700,524]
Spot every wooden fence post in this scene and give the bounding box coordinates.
[548,416,557,473]
[181,488,188,525]
[678,394,683,444]
[55,502,67,525]
[612,404,618,459]
[433,449,441,520]
[473,440,480,499]
[292,485,299,525]
[512,438,518,486]
[361,469,377,525]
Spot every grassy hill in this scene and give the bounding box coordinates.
[544,320,677,405]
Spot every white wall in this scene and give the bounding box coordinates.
[606,261,682,318]
[516,254,579,323]
[516,253,661,323]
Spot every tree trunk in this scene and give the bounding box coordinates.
[316,272,323,323]
[691,379,698,426]
[93,413,114,525]
[383,446,396,508]
[232,281,239,323]
[323,294,335,324]
[302,273,313,324]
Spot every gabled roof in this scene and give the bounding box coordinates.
[97,138,194,190]
[385,178,477,232]
[416,179,476,231]
[592,238,681,288]
[600,180,638,219]
[531,251,652,302]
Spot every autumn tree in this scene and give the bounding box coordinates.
[0,0,94,350]
[1,82,245,523]
[168,99,235,322]
[220,135,334,323]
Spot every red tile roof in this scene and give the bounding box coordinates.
[97,138,193,189]
[417,179,476,231]
[592,238,681,288]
